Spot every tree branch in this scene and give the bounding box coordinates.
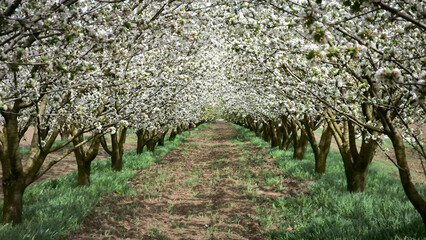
[375,1,426,31]
[2,0,22,17]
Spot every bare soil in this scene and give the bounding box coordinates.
[65,122,311,240]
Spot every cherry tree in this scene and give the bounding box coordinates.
[225,0,425,225]
[0,0,195,223]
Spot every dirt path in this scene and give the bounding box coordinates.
[66,122,310,240]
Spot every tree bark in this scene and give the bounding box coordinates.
[279,116,291,151]
[293,132,309,160]
[382,114,426,226]
[254,121,261,137]
[136,129,149,154]
[262,121,271,142]
[316,124,332,173]
[169,129,177,141]
[77,159,91,186]
[304,120,333,174]
[146,138,157,152]
[275,123,284,149]
[136,130,144,154]
[1,104,24,223]
[281,129,293,151]
[2,178,25,224]
[101,127,127,172]
[158,130,168,146]
[326,113,377,192]
[73,133,100,186]
[176,125,183,134]
[345,165,369,192]
[270,121,280,148]
[111,130,125,171]
[1,99,55,223]
[291,120,309,160]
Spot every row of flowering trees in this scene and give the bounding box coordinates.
[219,0,425,228]
[0,0,222,224]
[0,0,425,230]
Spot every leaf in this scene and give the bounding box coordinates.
[65,34,75,42]
[56,64,68,71]
[351,1,362,12]
[307,50,316,60]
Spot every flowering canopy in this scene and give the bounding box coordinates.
[0,0,425,225]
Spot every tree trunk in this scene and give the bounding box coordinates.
[74,142,91,186]
[72,133,100,186]
[103,127,127,172]
[111,155,121,171]
[276,124,284,149]
[136,129,148,154]
[146,139,156,152]
[111,133,122,171]
[254,121,261,137]
[3,179,26,224]
[326,114,377,193]
[245,118,253,131]
[282,131,292,151]
[169,129,177,141]
[315,124,332,173]
[262,122,271,142]
[1,107,26,224]
[77,160,91,186]
[345,166,369,192]
[176,125,183,134]
[158,130,167,146]
[2,179,25,224]
[385,118,426,226]
[293,132,309,160]
[315,150,328,174]
[270,121,280,148]
[279,116,291,151]
[158,136,164,146]
[304,120,333,174]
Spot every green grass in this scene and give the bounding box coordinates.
[185,176,202,186]
[0,124,208,240]
[232,123,426,240]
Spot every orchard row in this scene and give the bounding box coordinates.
[0,0,425,229]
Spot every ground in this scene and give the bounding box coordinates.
[65,121,311,239]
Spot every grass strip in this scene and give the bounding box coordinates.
[0,124,208,240]
[232,123,426,240]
